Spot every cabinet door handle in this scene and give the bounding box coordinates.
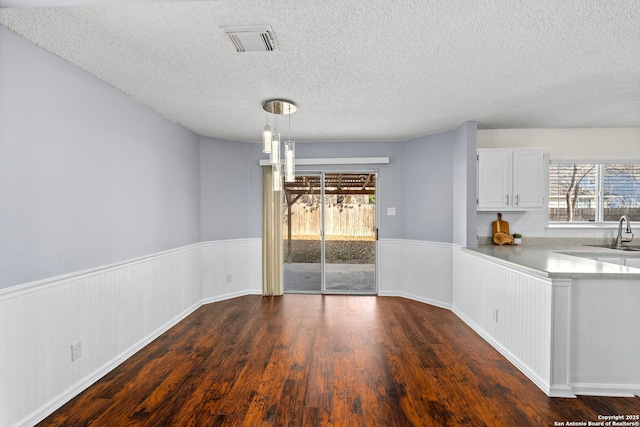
[515,194,520,206]
[505,194,509,205]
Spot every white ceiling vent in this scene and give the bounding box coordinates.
[223,26,276,52]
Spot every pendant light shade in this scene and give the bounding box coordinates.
[261,99,297,190]
[270,132,280,165]
[263,124,272,153]
[285,140,295,182]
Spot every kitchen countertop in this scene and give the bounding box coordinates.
[462,245,640,279]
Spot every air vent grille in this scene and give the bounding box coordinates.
[223,26,276,52]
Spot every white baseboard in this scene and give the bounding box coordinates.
[571,383,640,398]
[201,289,262,305]
[379,290,452,311]
[548,385,577,399]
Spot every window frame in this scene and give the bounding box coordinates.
[548,160,640,226]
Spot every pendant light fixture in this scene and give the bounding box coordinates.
[283,102,295,183]
[262,114,272,154]
[270,132,280,165]
[285,140,295,182]
[262,99,297,190]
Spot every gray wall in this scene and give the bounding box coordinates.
[199,137,251,241]
[0,27,201,289]
[452,122,478,247]
[399,132,456,242]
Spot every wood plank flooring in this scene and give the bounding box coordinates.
[39,295,640,426]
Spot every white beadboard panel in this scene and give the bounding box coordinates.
[452,248,561,396]
[1,244,201,427]
[378,239,405,296]
[378,239,453,309]
[246,239,263,294]
[403,240,452,307]
[570,278,640,396]
[200,239,262,303]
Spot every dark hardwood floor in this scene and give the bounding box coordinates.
[39,295,639,426]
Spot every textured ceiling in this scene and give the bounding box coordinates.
[1,0,639,142]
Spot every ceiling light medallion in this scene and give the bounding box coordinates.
[262,99,296,191]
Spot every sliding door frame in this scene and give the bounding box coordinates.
[284,169,379,295]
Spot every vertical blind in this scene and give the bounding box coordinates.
[549,163,640,222]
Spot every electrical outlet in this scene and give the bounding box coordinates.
[493,309,499,323]
[71,341,82,361]
[226,274,232,283]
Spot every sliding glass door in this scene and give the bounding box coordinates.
[283,174,323,293]
[283,172,377,294]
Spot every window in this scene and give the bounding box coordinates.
[549,163,640,223]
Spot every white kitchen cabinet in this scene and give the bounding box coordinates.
[477,150,511,210]
[512,150,546,208]
[477,149,546,211]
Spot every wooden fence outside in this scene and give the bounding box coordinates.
[284,204,376,238]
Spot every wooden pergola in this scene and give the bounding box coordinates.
[283,173,376,262]
[284,173,376,197]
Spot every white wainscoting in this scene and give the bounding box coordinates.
[570,278,640,397]
[200,239,262,303]
[1,239,262,427]
[379,239,453,309]
[452,247,573,397]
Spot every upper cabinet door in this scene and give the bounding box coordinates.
[477,150,512,210]
[512,150,545,209]
[477,149,546,211]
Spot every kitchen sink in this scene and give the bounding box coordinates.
[587,245,640,252]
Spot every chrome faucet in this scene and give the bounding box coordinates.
[615,215,633,247]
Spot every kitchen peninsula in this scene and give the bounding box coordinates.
[454,244,640,398]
